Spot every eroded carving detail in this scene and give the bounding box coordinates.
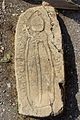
[15,6,64,117]
[25,11,55,108]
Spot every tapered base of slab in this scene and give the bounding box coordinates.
[15,6,64,117]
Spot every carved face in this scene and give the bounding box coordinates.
[30,12,44,32]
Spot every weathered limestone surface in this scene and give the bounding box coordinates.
[15,6,64,117]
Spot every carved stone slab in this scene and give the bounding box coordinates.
[15,6,64,117]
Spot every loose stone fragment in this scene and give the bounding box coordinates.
[15,6,64,117]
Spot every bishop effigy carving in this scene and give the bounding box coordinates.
[15,6,64,117]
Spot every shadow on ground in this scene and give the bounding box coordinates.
[59,10,80,24]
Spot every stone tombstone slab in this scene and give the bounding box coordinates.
[15,6,64,117]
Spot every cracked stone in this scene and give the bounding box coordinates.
[15,6,64,117]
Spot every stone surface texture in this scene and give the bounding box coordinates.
[15,6,64,117]
[0,0,80,120]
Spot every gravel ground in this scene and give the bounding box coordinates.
[0,0,80,120]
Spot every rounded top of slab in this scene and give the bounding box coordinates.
[31,15,44,32]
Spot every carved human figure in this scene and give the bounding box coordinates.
[15,6,64,117]
[25,11,55,108]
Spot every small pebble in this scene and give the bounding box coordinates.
[0,45,4,53]
[0,49,3,53]
[69,26,72,29]
[69,115,72,119]
[6,94,9,97]
[7,83,11,88]
[71,71,73,74]
[3,90,6,93]
[1,46,4,50]
[0,101,3,105]
[8,109,10,112]
[2,108,5,112]
[12,103,15,106]
[12,13,16,16]
[17,8,20,11]
[21,10,23,13]
[12,13,18,16]
[77,30,79,33]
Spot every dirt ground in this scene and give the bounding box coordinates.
[0,0,80,120]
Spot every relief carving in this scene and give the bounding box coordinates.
[15,6,64,117]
